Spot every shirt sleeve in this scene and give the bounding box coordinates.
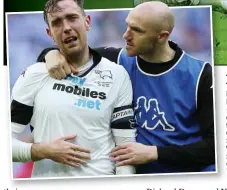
[11,63,48,130]
[94,47,122,63]
[11,63,48,162]
[157,63,215,168]
[111,67,135,133]
[110,67,136,175]
[36,47,59,63]
[36,46,122,64]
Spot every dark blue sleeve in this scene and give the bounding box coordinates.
[94,47,122,63]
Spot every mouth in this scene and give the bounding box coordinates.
[63,36,78,44]
[126,41,133,47]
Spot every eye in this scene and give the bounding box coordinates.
[67,15,79,21]
[69,16,76,21]
[131,27,143,33]
[51,19,61,27]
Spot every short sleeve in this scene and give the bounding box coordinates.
[111,68,135,131]
[12,63,48,106]
[11,63,48,127]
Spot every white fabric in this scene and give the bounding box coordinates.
[12,58,134,177]
[12,138,32,162]
[112,128,137,138]
[113,131,136,175]
[11,123,32,162]
[116,166,136,175]
[11,122,27,134]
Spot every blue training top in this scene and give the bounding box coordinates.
[118,48,215,173]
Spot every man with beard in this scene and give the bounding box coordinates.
[11,0,136,177]
[38,1,215,173]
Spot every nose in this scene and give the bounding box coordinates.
[63,20,72,33]
[123,27,131,40]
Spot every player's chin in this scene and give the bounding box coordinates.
[65,45,81,54]
[125,48,138,57]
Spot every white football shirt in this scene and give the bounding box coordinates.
[11,55,134,178]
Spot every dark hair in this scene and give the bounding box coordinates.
[44,0,85,25]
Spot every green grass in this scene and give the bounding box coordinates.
[5,0,134,12]
[212,10,227,65]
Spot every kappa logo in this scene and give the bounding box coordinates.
[95,70,113,80]
[135,96,175,131]
[21,69,27,77]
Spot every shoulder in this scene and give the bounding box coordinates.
[12,63,49,105]
[21,62,49,78]
[118,49,136,64]
[20,62,49,82]
[183,53,206,66]
[23,62,48,76]
[13,62,49,93]
[94,47,122,63]
[101,57,128,71]
[175,52,209,75]
[98,57,130,80]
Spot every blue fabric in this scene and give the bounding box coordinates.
[119,49,214,173]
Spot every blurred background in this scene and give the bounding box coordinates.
[6,6,212,178]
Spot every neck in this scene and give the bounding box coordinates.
[140,41,175,63]
[67,46,91,69]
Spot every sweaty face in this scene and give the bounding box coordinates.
[123,11,159,57]
[47,0,90,57]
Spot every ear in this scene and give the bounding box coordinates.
[85,15,91,31]
[46,28,55,41]
[158,31,170,43]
